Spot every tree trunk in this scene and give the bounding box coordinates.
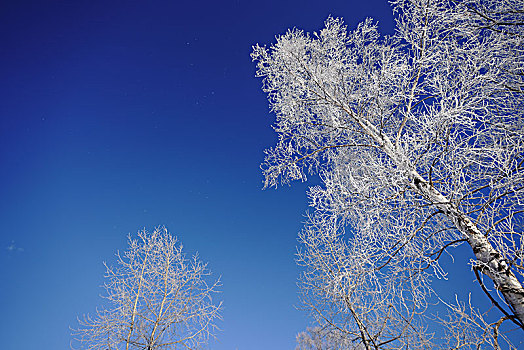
[351,106,524,327]
[410,171,524,328]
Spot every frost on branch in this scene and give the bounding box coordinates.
[254,0,524,348]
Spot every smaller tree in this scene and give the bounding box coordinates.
[73,227,222,350]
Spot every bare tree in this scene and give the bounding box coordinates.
[253,0,523,348]
[73,227,222,350]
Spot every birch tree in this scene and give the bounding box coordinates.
[253,0,524,348]
[73,227,222,350]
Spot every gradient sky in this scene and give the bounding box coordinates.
[0,1,449,349]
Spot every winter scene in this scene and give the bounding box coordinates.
[1,0,523,349]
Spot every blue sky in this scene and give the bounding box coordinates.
[0,1,399,349]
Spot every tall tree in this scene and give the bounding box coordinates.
[73,227,222,350]
[253,0,523,348]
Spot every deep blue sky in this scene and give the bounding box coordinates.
[0,1,398,349]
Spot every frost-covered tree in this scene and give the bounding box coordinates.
[296,327,356,350]
[253,0,523,348]
[73,227,222,350]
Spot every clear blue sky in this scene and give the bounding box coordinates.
[0,1,398,349]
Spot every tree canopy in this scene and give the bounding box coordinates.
[253,0,524,348]
[73,227,222,350]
